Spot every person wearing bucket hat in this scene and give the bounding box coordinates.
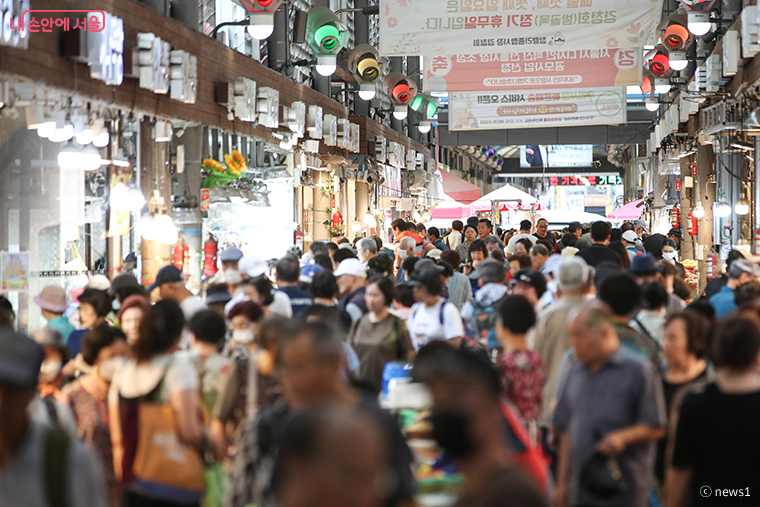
[34,284,76,345]
[709,258,760,318]
[629,254,662,283]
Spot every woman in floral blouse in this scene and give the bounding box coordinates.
[494,294,546,443]
[62,324,129,506]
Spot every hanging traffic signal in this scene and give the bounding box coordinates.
[306,7,348,76]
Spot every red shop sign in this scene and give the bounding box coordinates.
[201,189,210,211]
[675,178,681,192]
[691,162,697,177]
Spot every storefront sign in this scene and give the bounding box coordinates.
[380,0,661,56]
[545,174,622,185]
[424,48,641,92]
[87,11,123,85]
[138,32,170,93]
[449,87,625,130]
[0,252,30,291]
[675,178,681,191]
[583,195,608,207]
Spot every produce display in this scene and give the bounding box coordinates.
[682,259,698,300]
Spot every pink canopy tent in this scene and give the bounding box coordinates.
[432,193,470,220]
[469,184,543,212]
[438,169,482,204]
[607,199,644,220]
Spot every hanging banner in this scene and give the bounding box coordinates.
[379,0,661,56]
[424,48,641,92]
[449,87,626,130]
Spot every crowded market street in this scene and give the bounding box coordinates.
[1,0,760,506]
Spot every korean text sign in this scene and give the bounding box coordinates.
[448,87,626,130]
[380,0,662,56]
[424,48,641,92]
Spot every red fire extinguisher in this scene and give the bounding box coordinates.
[331,211,343,235]
[670,207,680,228]
[687,211,698,236]
[172,234,184,270]
[706,253,718,280]
[204,239,218,277]
[295,226,304,251]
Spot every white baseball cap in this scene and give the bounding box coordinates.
[333,258,367,278]
[622,230,638,243]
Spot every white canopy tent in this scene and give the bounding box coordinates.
[469,184,542,212]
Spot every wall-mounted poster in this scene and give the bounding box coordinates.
[1,252,30,291]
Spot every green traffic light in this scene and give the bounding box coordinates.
[410,95,423,111]
[426,102,437,118]
[315,25,340,52]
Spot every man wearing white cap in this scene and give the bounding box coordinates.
[622,230,639,261]
[34,285,75,345]
[334,258,368,323]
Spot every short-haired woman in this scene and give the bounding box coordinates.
[348,276,414,393]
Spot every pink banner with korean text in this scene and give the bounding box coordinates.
[379,0,662,56]
[424,48,641,93]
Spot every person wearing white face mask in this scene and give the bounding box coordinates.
[30,327,70,403]
[661,238,686,279]
[225,300,265,361]
[395,236,416,283]
[61,324,129,507]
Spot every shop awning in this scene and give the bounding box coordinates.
[469,184,542,212]
[432,193,471,220]
[607,199,644,220]
[438,169,482,204]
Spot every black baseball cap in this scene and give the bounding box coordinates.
[509,268,547,296]
[146,265,184,293]
[568,221,582,233]
[668,227,682,238]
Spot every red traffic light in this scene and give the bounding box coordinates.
[649,53,670,76]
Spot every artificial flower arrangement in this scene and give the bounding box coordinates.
[202,150,247,190]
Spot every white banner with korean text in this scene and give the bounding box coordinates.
[380,0,662,56]
[448,87,626,130]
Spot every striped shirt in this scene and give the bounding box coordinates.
[394,231,430,257]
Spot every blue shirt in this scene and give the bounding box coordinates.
[277,286,313,316]
[709,285,737,318]
[433,240,448,251]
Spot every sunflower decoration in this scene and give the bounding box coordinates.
[202,150,248,189]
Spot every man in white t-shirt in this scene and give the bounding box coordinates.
[406,266,465,349]
[506,219,538,254]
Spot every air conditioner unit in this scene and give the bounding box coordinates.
[375,136,387,162]
[349,124,361,153]
[281,101,306,137]
[233,77,257,122]
[336,118,350,149]
[323,114,338,146]
[307,105,323,139]
[257,87,279,128]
